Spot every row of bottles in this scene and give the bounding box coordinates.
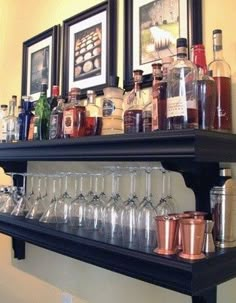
[124,29,232,133]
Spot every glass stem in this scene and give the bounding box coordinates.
[161,170,167,199]
[146,170,151,199]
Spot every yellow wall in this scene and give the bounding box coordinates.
[0,0,236,302]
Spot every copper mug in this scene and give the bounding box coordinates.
[154,215,179,255]
[179,218,206,260]
[184,211,208,220]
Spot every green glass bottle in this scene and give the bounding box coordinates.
[33,83,50,140]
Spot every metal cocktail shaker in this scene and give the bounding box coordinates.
[210,177,236,248]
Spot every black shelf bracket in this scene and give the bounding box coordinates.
[192,287,217,303]
[12,238,25,260]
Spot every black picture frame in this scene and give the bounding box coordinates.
[124,0,202,90]
[21,25,60,101]
[62,0,117,99]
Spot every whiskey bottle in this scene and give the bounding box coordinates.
[151,63,162,131]
[49,97,64,139]
[85,90,102,136]
[50,85,59,111]
[192,44,217,130]
[208,29,232,131]
[124,70,144,134]
[167,38,198,129]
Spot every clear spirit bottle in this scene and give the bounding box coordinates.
[6,97,18,142]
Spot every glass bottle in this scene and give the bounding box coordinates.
[17,105,24,141]
[124,70,144,134]
[63,87,86,138]
[167,38,198,129]
[192,44,217,130]
[151,63,162,132]
[85,90,102,136]
[50,85,59,111]
[0,104,8,143]
[33,83,50,140]
[158,57,173,130]
[6,97,18,142]
[208,29,232,132]
[102,76,124,135]
[21,96,34,141]
[49,97,64,139]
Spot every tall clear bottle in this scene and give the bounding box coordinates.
[124,70,144,134]
[85,90,102,136]
[208,29,232,132]
[151,63,162,132]
[0,104,8,143]
[167,38,198,129]
[33,83,50,140]
[6,97,18,142]
[192,44,217,130]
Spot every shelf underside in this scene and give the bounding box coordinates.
[0,129,235,162]
[1,214,236,296]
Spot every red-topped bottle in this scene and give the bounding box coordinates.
[192,44,217,130]
[208,29,232,132]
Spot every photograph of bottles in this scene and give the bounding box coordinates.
[33,83,50,140]
[0,104,8,143]
[167,38,198,130]
[6,95,18,142]
[63,87,86,138]
[50,85,59,111]
[124,70,144,134]
[151,63,162,131]
[158,57,173,130]
[49,97,64,140]
[192,44,217,130]
[102,76,124,135]
[85,90,102,136]
[208,29,232,132]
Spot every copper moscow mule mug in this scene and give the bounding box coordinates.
[154,215,179,255]
[179,218,206,260]
[184,211,208,220]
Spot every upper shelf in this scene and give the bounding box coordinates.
[0,129,235,162]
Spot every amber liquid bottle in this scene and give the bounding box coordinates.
[85,90,102,136]
[151,63,162,131]
[124,70,144,134]
[208,29,232,132]
[192,44,217,130]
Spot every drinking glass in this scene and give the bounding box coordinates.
[156,170,175,216]
[69,173,87,227]
[11,173,29,216]
[85,173,104,230]
[0,186,16,213]
[137,167,157,248]
[25,175,45,220]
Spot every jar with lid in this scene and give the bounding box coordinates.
[102,76,124,135]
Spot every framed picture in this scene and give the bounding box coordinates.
[21,25,60,101]
[62,0,117,99]
[124,0,202,90]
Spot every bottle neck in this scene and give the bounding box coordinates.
[213,47,224,60]
[9,102,15,116]
[192,47,208,77]
[87,95,96,105]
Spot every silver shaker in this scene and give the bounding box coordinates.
[203,220,215,253]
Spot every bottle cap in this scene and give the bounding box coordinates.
[213,29,222,35]
[1,104,8,108]
[133,69,143,83]
[41,83,48,92]
[87,89,96,96]
[177,38,187,48]
[52,85,59,96]
[219,168,232,177]
[70,87,80,94]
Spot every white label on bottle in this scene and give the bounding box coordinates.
[167,96,187,118]
[1,121,7,140]
[187,98,197,109]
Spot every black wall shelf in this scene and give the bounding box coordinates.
[0,129,235,303]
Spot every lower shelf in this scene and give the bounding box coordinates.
[0,213,235,296]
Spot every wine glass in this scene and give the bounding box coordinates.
[68,173,87,227]
[25,175,45,220]
[156,170,175,216]
[137,167,157,249]
[11,173,29,216]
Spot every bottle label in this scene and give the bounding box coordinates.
[1,121,7,141]
[103,99,115,117]
[7,120,15,132]
[167,96,187,118]
[124,110,143,133]
[63,109,74,135]
[49,114,59,139]
[33,116,40,140]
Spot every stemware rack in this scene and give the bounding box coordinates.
[0,129,236,303]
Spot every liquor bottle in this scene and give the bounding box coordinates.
[158,57,173,130]
[49,97,64,139]
[167,38,198,129]
[20,96,34,141]
[102,76,124,135]
[50,85,59,111]
[33,83,50,140]
[85,90,102,136]
[192,44,217,130]
[17,105,24,141]
[151,63,162,131]
[124,70,144,134]
[63,87,86,138]
[208,29,232,131]
[0,104,8,143]
[6,97,18,142]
